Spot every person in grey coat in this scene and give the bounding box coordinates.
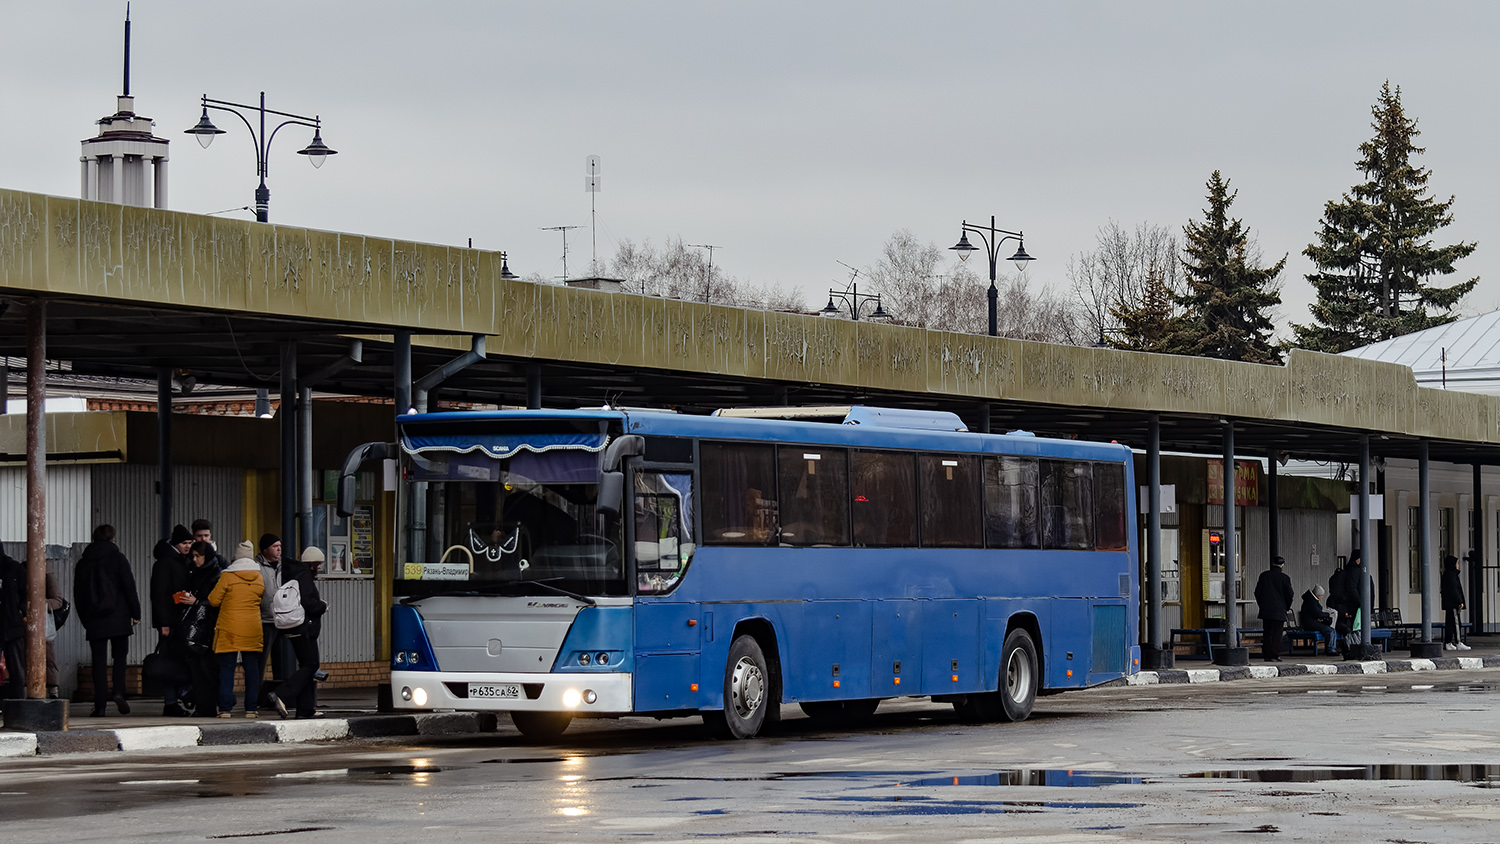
[1253,555,1294,662]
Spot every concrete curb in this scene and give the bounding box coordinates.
[1,712,499,758]
[1123,653,1500,687]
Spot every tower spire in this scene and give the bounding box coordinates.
[123,4,131,97]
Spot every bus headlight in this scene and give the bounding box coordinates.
[400,686,412,701]
[412,687,428,707]
[395,652,406,665]
[579,652,591,665]
[583,690,597,705]
[596,652,610,665]
[562,688,582,708]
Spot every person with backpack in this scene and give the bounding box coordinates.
[150,524,194,715]
[255,534,294,688]
[208,542,265,717]
[178,540,223,717]
[268,547,328,719]
[74,525,141,716]
[0,549,27,701]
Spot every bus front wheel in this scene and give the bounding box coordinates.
[704,634,773,740]
[512,710,573,740]
[997,627,1038,722]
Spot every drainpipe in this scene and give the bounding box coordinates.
[297,341,363,555]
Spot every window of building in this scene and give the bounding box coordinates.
[1040,460,1094,550]
[777,447,850,546]
[1093,462,1128,551]
[700,442,779,545]
[850,450,917,547]
[919,454,982,547]
[1439,507,1453,564]
[983,455,1038,549]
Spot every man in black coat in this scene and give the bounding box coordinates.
[269,547,329,719]
[0,550,28,700]
[1253,555,1295,662]
[149,524,194,714]
[74,524,141,716]
[1441,555,1469,650]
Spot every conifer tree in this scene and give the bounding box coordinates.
[1294,82,1477,352]
[1161,171,1285,364]
[1110,264,1176,352]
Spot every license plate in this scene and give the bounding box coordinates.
[468,683,522,700]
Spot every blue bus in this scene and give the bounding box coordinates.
[340,405,1138,739]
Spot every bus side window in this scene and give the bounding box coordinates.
[851,450,918,547]
[701,442,779,545]
[1040,460,1094,550]
[1093,462,1128,551]
[919,454,982,547]
[635,472,695,594]
[984,455,1039,549]
[777,447,850,546]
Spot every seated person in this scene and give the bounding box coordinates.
[1297,585,1337,654]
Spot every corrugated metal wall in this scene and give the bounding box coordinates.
[0,464,94,545]
[90,464,245,665]
[317,579,375,662]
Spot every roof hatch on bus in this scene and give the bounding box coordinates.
[713,405,968,432]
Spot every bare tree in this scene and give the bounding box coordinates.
[1068,221,1181,347]
[864,230,1083,342]
[605,237,805,310]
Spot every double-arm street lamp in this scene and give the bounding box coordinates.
[820,283,889,321]
[186,92,336,223]
[949,216,1035,337]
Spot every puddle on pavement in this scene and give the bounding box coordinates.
[800,795,1138,816]
[903,771,1142,787]
[482,756,571,764]
[1185,764,1500,785]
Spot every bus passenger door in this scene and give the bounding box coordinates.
[797,600,872,701]
[923,599,981,694]
[871,599,923,697]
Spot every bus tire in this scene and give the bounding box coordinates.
[997,627,1038,723]
[711,634,773,739]
[511,710,573,740]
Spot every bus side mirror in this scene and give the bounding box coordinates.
[597,470,625,519]
[338,441,396,517]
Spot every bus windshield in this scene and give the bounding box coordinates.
[398,447,624,598]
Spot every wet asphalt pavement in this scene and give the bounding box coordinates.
[4,670,1499,843]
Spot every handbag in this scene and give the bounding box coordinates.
[142,641,192,690]
[52,599,70,629]
[181,602,215,654]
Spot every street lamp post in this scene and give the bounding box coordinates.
[820,283,888,321]
[949,216,1035,337]
[186,92,336,223]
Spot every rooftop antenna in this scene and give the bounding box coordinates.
[585,155,601,270]
[541,225,581,281]
[837,260,862,286]
[123,3,131,97]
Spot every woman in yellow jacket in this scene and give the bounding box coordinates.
[208,541,265,717]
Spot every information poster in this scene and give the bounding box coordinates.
[351,504,375,574]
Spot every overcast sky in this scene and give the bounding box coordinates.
[5,2,1497,339]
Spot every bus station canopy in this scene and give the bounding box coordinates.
[2,188,1500,465]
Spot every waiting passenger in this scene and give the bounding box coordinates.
[1297,585,1336,655]
[1441,555,1470,651]
[1253,556,1293,662]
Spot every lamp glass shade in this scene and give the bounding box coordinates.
[499,256,519,280]
[820,297,839,316]
[869,300,889,319]
[186,109,224,148]
[1008,242,1035,273]
[297,129,336,169]
[949,232,976,262]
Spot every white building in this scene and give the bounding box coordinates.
[79,13,168,208]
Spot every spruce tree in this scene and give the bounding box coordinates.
[1161,171,1285,364]
[1294,82,1477,352]
[1110,264,1175,352]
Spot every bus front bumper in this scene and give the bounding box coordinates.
[391,670,634,714]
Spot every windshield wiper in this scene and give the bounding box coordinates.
[400,579,596,606]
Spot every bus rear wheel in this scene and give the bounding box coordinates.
[704,634,773,739]
[997,627,1038,722]
[512,710,573,740]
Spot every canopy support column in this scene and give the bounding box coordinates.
[1216,420,1248,666]
[1412,440,1441,658]
[1357,435,1377,660]
[1142,413,1171,668]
